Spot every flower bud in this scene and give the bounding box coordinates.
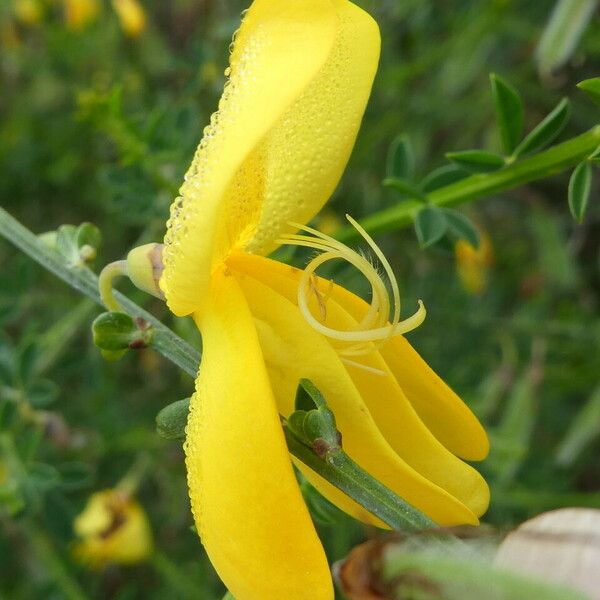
[126,243,165,300]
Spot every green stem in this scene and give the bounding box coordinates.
[98,260,128,312]
[0,207,199,378]
[285,429,434,531]
[337,125,600,241]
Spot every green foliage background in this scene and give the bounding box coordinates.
[1,0,600,598]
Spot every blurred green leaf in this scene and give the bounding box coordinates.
[446,150,505,173]
[26,379,58,409]
[414,206,448,248]
[556,385,600,467]
[490,73,524,155]
[382,177,426,200]
[386,134,414,180]
[421,164,469,193]
[536,0,598,75]
[578,77,600,106]
[514,99,571,157]
[57,462,94,491]
[443,209,481,248]
[28,463,61,491]
[568,161,592,223]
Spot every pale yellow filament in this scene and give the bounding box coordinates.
[277,216,426,357]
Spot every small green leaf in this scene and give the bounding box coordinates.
[386,134,414,180]
[29,463,61,491]
[578,77,600,106]
[589,145,600,162]
[156,398,190,440]
[568,161,592,223]
[421,164,469,193]
[382,177,426,200]
[514,98,571,157]
[446,150,505,173]
[414,206,448,248]
[55,223,101,267]
[442,209,481,248]
[490,73,524,155]
[556,385,600,467]
[75,223,101,254]
[57,462,94,491]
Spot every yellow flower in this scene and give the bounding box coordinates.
[72,489,153,567]
[13,0,43,26]
[64,0,101,31]
[455,232,494,295]
[112,0,146,38]
[159,1,489,598]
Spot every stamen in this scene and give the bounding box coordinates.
[276,216,426,357]
[341,357,388,377]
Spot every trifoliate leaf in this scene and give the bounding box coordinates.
[415,206,448,248]
[514,98,571,157]
[568,161,592,223]
[446,150,505,173]
[490,73,524,155]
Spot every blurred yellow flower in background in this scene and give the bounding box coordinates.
[13,0,43,26]
[72,489,153,567]
[64,0,101,31]
[455,231,494,295]
[112,0,146,38]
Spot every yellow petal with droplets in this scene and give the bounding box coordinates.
[229,251,489,462]
[235,270,481,527]
[187,271,332,600]
[161,0,380,316]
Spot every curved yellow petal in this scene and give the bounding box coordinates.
[161,0,380,316]
[235,270,481,527]
[187,271,332,600]
[230,252,489,462]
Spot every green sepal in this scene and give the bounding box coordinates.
[288,379,341,456]
[156,398,190,440]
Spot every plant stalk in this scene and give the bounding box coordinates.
[336,125,600,241]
